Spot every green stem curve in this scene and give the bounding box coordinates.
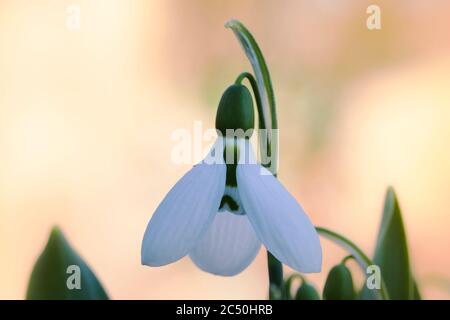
[235,72,265,133]
[316,227,390,300]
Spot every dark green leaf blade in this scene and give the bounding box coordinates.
[26,227,108,300]
[361,187,413,299]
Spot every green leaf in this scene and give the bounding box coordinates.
[362,187,413,300]
[26,227,108,300]
[295,281,321,300]
[225,19,278,175]
[323,263,356,300]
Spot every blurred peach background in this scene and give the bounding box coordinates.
[0,0,449,299]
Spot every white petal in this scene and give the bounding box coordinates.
[189,211,261,276]
[237,164,322,273]
[141,160,226,266]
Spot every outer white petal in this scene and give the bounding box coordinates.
[141,159,226,266]
[189,211,261,276]
[237,150,322,272]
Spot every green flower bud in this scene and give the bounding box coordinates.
[215,84,254,136]
[295,281,321,300]
[323,263,356,300]
[26,227,108,300]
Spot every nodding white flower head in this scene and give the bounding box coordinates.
[141,84,322,276]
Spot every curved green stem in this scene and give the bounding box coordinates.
[342,255,355,265]
[235,72,265,133]
[316,227,390,300]
[282,273,305,300]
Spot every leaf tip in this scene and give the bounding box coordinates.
[224,19,240,29]
[49,225,63,239]
[386,185,396,197]
[384,186,401,215]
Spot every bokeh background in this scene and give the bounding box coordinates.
[1,0,449,299]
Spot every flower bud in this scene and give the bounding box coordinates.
[295,281,321,300]
[323,263,355,300]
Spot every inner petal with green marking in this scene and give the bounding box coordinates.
[219,186,245,215]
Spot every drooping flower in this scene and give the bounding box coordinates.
[141,84,322,276]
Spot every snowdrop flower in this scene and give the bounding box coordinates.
[141,84,322,276]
